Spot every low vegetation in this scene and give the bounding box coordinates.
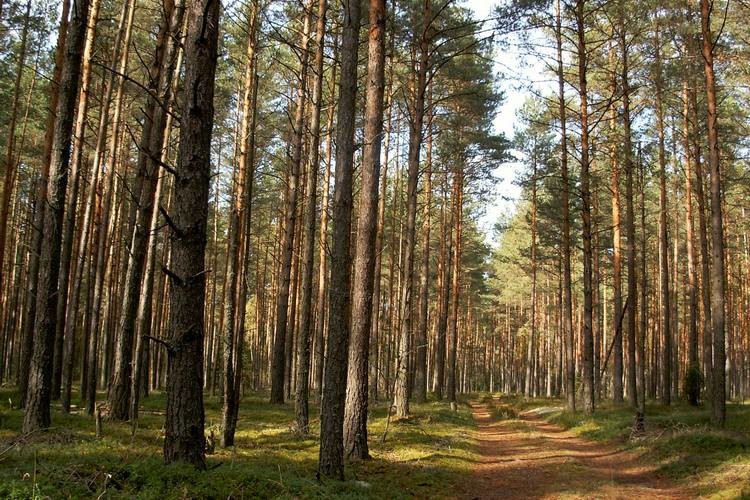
[0,389,477,499]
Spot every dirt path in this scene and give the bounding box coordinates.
[465,399,691,499]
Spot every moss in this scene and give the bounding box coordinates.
[0,389,478,499]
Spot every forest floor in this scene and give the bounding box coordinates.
[0,388,476,499]
[1,389,749,498]
[467,397,687,498]
[467,395,750,499]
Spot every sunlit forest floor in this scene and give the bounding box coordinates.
[480,394,750,499]
[0,389,476,499]
[0,389,748,499]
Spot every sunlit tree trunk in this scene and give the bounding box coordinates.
[700,0,726,427]
[17,0,70,409]
[343,0,386,461]
[395,0,431,419]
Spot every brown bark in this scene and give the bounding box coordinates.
[221,1,259,446]
[50,0,101,400]
[313,51,336,400]
[434,175,451,399]
[109,0,185,421]
[270,2,313,404]
[700,0,726,427]
[22,0,91,433]
[163,0,220,467]
[608,44,623,404]
[295,0,326,434]
[132,36,185,423]
[619,4,637,408]
[555,0,575,411]
[525,152,538,398]
[318,0,360,480]
[414,87,433,404]
[395,0,431,418]
[575,0,594,414]
[654,26,671,405]
[17,0,70,408]
[682,78,699,401]
[446,167,462,404]
[61,0,136,412]
[0,0,31,333]
[343,0,386,461]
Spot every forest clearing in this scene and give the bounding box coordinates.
[0,0,749,497]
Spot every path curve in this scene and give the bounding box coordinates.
[465,399,691,499]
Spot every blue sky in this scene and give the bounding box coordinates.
[465,0,526,246]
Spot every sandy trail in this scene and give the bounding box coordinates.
[465,399,691,499]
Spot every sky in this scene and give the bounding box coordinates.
[465,0,528,246]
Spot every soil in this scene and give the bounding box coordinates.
[465,399,692,499]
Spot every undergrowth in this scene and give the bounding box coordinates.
[0,388,478,499]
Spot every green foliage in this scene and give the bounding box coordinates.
[0,389,479,499]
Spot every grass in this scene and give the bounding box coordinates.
[0,388,478,499]
[494,393,750,499]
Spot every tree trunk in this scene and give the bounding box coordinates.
[61,0,135,413]
[608,44,623,404]
[700,0,726,427]
[270,2,312,404]
[318,0,360,480]
[682,76,699,405]
[343,0,386,461]
[22,0,91,433]
[555,0,575,411]
[17,0,70,409]
[163,0,220,467]
[0,0,32,336]
[295,0,325,434]
[51,0,101,400]
[395,0,431,419]
[654,26,671,405]
[109,0,185,421]
[414,87,432,404]
[446,167,462,405]
[619,5,637,408]
[222,1,259,446]
[434,176,451,399]
[525,153,537,398]
[576,0,594,414]
[313,50,336,401]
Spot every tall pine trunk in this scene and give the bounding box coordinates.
[576,0,595,414]
[555,0,575,411]
[295,0,326,434]
[343,0,386,461]
[22,0,91,433]
[700,0,726,427]
[163,0,220,467]
[318,0,360,480]
[270,2,312,404]
[395,0,431,419]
